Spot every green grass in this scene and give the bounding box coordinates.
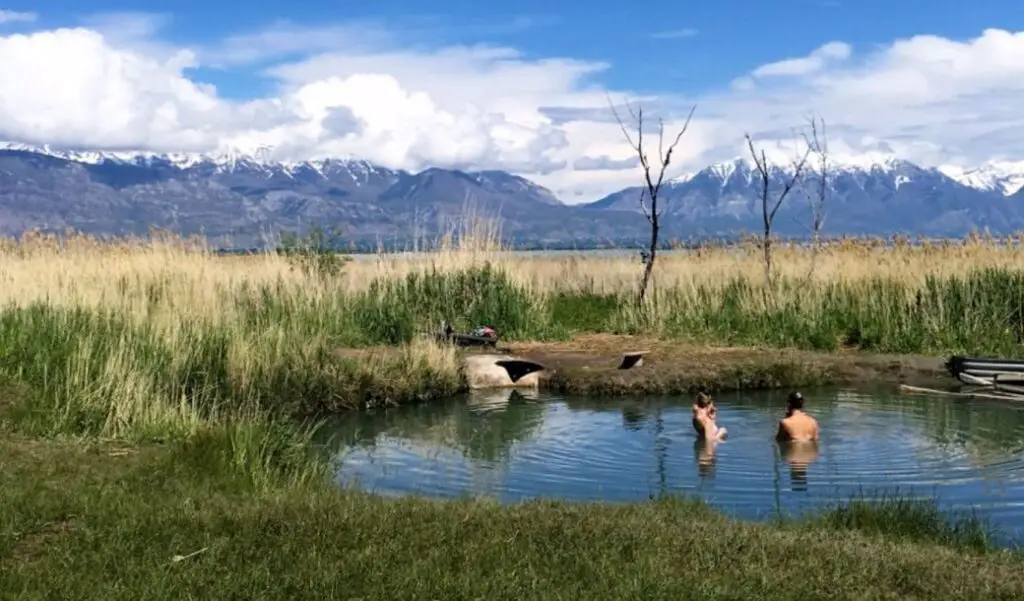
[802,492,996,552]
[235,263,1024,355]
[231,264,1024,356]
[2,435,1022,601]
[1,264,1022,446]
[0,303,462,442]
[646,269,1024,355]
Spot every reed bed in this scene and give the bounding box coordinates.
[1,223,1024,447]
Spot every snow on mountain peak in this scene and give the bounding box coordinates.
[663,150,1024,196]
[5,140,1024,197]
[668,151,909,185]
[0,141,386,179]
[938,161,1024,196]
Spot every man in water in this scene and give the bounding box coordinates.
[775,391,819,442]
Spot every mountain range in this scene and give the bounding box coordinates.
[2,142,1024,249]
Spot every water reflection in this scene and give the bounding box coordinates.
[334,389,546,465]
[779,441,820,492]
[326,387,1024,543]
[693,439,717,479]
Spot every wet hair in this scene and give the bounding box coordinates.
[787,391,804,410]
[695,392,713,408]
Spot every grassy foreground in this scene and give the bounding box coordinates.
[3,435,1022,601]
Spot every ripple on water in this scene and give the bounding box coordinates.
[332,388,1024,542]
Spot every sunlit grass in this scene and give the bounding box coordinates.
[0,220,1021,454]
[3,435,1022,601]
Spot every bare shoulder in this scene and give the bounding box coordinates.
[775,418,791,440]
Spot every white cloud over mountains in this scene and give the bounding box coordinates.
[1,12,1024,203]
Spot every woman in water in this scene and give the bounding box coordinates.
[692,392,727,441]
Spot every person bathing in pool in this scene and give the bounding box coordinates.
[692,392,727,441]
[775,391,819,443]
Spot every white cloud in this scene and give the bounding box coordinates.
[0,28,216,150]
[0,10,35,24]
[751,41,851,77]
[1,20,1024,203]
[202,20,396,67]
[700,29,1024,171]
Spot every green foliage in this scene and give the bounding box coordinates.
[633,267,1024,356]
[276,226,351,280]
[548,292,622,334]
[0,303,460,441]
[351,263,548,344]
[164,420,330,493]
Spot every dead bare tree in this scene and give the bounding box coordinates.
[609,98,696,306]
[801,115,830,281]
[745,134,811,289]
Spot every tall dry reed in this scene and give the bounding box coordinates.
[2,222,1024,445]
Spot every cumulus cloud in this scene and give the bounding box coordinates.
[1,19,1024,203]
[0,28,218,150]
[699,29,1024,170]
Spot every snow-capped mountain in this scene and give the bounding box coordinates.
[939,161,1024,196]
[2,141,1024,247]
[0,143,634,249]
[669,153,1024,193]
[0,141,395,184]
[584,155,1024,236]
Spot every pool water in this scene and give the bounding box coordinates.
[327,388,1024,543]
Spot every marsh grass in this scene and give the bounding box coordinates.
[0,226,1023,452]
[0,301,463,448]
[164,419,332,493]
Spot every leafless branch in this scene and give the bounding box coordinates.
[745,133,811,290]
[800,115,829,281]
[609,95,696,306]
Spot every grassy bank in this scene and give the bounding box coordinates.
[3,435,1021,601]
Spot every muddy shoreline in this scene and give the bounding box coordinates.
[503,335,954,396]
[334,334,957,401]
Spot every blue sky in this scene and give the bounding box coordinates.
[18,0,1024,97]
[2,1,1024,201]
